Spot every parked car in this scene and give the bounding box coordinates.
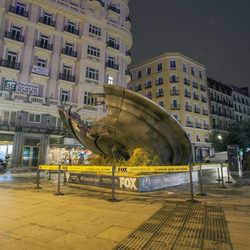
[205,151,228,163]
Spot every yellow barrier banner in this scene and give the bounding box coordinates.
[66,166,112,173]
[39,165,60,171]
[39,165,189,173]
[116,166,189,173]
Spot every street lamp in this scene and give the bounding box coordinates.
[217,134,222,141]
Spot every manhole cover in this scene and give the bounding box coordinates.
[114,204,232,250]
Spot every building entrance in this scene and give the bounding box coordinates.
[22,138,40,167]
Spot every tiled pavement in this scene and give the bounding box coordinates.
[0,173,250,249]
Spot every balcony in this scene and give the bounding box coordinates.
[196,137,201,142]
[185,105,192,112]
[145,82,152,89]
[171,104,180,110]
[39,16,55,27]
[170,90,179,96]
[59,73,75,82]
[61,48,77,58]
[156,92,164,98]
[184,79,190,85]
[210,96,216,102]
[186,121,193,127]
[202,110,209,116]
[106,61,119,70]
[169,77,179,83]
[64,26,79,36]
[193,82,199,88]
[5,31,25,42]
[194,107,201,114]
[193,94,199,100]
[204,124,210,130]
[107,40,120,50]
[156,79,164,85]
[35,40,53,51]
[211,110,217,115]
[202,96,207,103]
[184,91,191,98]
[195,123,202,129]
[0,59,20,70]
[108,5,120,14]
[9,6,29,17]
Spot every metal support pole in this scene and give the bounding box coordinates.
[196,165,207,196]
[220,163,226,189]
[63,169,67,184]
[35,167,41,189]
[189,163,194,202]
[226,165,232,183]
[217,167,222,182]
[111,165,116,202]
[54,165,64,195]
[48,170,52,180]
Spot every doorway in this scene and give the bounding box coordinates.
[22,138,40,167]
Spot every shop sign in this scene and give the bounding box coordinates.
[4,80,39,96]
[32,65,49,76]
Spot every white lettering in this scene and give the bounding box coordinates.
[119,177,138,190]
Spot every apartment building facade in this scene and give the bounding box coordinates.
[129,53,211,162]
[0,0,132,167]
[208,78,250,130]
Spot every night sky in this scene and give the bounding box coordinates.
[128,0,250,89]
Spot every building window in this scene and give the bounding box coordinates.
[89,24,101,36]
[86,67,99,80]
[146,67,151,76]
[183,64,187,73]
[40,34,49,46]
[158,101,164,107]
[157,63,162,72]
[199,70,203,79]
[61,90,70,102]
[28,114,41,123]
[37,58,46,67]
[67,21,76,31]
[63,65,71,75]
[137,70,142,79]
[170,60,176,70]
[84,92,97,105]
[6,51,17,63]
[191,66,195,76]
[87,45,100,57]
[16,2,26,13]
[108,76,114,85]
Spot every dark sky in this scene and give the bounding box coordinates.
[128,0,250,89]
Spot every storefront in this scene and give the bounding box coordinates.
[0,134,14,162]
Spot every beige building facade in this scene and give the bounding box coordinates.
[0,0,132,167]
[129,52,211,162]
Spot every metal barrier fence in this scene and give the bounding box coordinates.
[36,163,230,202]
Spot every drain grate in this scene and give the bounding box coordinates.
[114,204,232,250]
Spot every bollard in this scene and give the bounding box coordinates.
[196,165,207,196]
[48,170,52,180]
[226,165,232,183]
[219,163,226,189]
[35,167,41,189]
[54,165,64,196]
[216,167,222,182]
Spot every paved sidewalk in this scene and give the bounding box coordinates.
[0,173,250,249]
